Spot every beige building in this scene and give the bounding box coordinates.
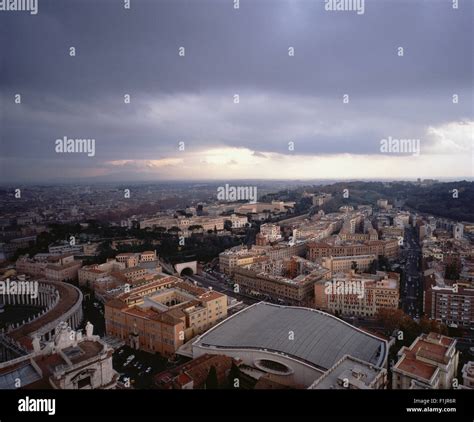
[140,250,157,262]
[219,246,263,275]
[16,253,82,281]
[105,276,228,356]
[314,271,400,317]
[219,241,307,275]
[233,256,330,306]
[44,254,82,282]
[116,251,157,267]
[121,267,147,282]
[229,214,248,228]
[79,251,160,288]
[78,259,125,287]
[321,254,376,273]
[392,333,458,389]
[116,252,139,267]
[339,231,379,242]
[260,223,282,242]
[461,362,474,389]
[16,256,47,277]
[307,239,399,261]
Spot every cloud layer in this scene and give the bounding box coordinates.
[1,0,473,182]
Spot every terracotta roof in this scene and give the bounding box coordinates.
[86,268,104,274]
[199,291,225,302]
[46,261,81,270]
[154,354,234,389]
[396,333,455,381]
[397,356,437,381]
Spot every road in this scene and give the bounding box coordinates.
[400,226,423,318]
[185,272,259,306]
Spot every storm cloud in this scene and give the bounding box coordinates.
[1,0,472,182]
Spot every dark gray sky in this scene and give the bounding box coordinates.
[1,0,473,182]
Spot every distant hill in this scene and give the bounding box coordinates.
[314,180,473,222]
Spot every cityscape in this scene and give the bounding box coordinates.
[1,0,473,419]
[1,180,473,393]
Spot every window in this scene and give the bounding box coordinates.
[78,376,92,389]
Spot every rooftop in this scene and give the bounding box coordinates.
[395,333,456,382]
[309,355,384,389]
[193,302,387,371]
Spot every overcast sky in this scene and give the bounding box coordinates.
[1,0,473,183]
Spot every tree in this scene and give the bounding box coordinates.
[445,262,460,281]
[368,259,378,274]
[419,317,448,335]
[377,255,392,272]
[375,308,420,345]
[375,309,449,347]
[205,366,218,389]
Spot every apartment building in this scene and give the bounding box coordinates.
[16,256,48,278]
[394,213,411,228]
[339,231,379,242]
[121,267,147,282]
[314,271,400,317]
[16,253,82,281]
[424,281,474,329]
[392,333,458,389]
[307,239,399,260]
[116,252,140,268]
[461,362,474,389]
[45,260,83,282]
[219,246,264,275]
[48,243,83,255]
[228,214,249,229]
[260,223,282,242]
[78,259,126,287]
[233,256,330,306]
[321,254,376,273]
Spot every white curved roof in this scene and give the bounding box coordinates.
[193,302,387,370]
